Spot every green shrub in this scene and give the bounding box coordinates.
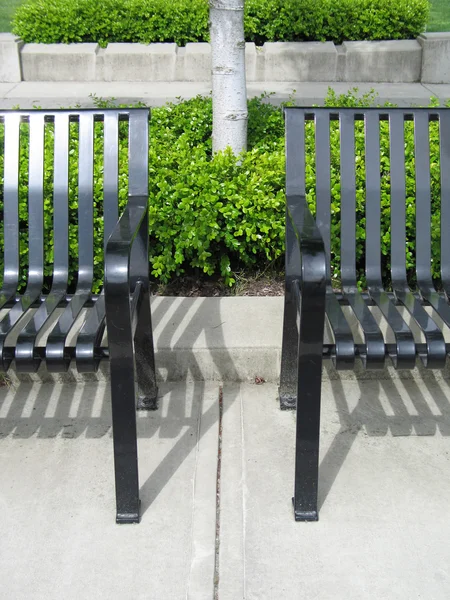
[12,0,429,46]
[12,0,210,46]
[0,94,286,291]
[1,89,449,293]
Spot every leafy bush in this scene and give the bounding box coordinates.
[245,0,429,45]
[1,89,449,294]
[12,0,429,46]
[0,94,286,291]
[12,0,210,46]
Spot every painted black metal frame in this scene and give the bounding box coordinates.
[0,109,157,524]
[280,107,450,521]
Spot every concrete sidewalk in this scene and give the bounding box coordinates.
[1,379,450,599]
[1,80,450,108]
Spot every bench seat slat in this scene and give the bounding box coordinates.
[343,290,385,368]
[364,112,383,287]
[75,293,106,372]
[340,112,357,288]
[389,112,409,289]
[414,111,434,293]
[367,289,417,369]
[440,111,450,297]
[394,289,446,368]
[77,114,95,290]
[15,291,64,372]
[1,114,20,304]
[45,290,92,372]
[314,111,332,279]
[103,112,119,247]
[421,290,450,330]
[52,113,70,291]
[325,291,355,369]
[27,114,45,290]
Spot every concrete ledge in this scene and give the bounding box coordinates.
[1,35,449,84]
[0,33,23,83]
[97,43,177,82]
[263,42,337,82]
[175,43,211,81]
[419,32,450,84]
[5,297,450,385]
[21,43,98,81]
[342,40,422,83]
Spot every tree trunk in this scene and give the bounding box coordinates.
[209,0,248,155]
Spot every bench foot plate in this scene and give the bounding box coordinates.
[116,512,140,524]
[137,393,158,411]
[292,499,318,522]
[279,391,296,411]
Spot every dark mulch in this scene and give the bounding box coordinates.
[154,273,284,297]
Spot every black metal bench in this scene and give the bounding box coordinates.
[0,109,157,524]
[280,106,450,521]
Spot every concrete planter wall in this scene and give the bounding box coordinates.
[1,32,449,84]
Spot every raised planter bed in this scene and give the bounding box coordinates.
[1,33,450,84]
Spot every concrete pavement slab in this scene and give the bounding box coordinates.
[0,82,18,97]
[5,297,450,385]
[423,83,450,101]
[0,81,449,109]
[218,381,450,600]
[0,381,219,600]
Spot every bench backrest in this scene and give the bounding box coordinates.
[0,108,149,294]
[285,107,450,292]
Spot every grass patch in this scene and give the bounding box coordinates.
[427,0,450,31]
[0,0,23,32]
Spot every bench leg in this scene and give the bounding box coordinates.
[279,284,299,410]
[293,349,323,521]
[135,287,158,411]
[110,344,140,524]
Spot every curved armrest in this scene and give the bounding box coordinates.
[287,194,327,294]
[105,195,149,293]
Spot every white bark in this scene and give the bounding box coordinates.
[210,0,248,155]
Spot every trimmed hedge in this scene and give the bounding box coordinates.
[12,0,429,46]
[1,89,449,293]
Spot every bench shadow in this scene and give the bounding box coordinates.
[0,297,242,519]
[318,365,450,511]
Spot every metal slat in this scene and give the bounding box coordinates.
[76,112,139,369]
[15,115,70,371]
[412,110,450,332]
[0,115,47,370]
[389,112,408,288]
[52,113,70,288]
[314,111,331,278]
[365,111,382,286]
[73,112,120,372]
[1,114,20,305]
[77,113,94,289]
[336,112,385,368]
[414,111,434,292]
[361,111,416,368]
[340,112,357,288]
[325,292,355,369]
[368,289,416,369]
[128,110,149,198]
[75,294,106,372]
[440,111,450,296]
[103,112,119,248]
[285,109,305,198]
[388,112,446,368]
[46,113,97,370]
[27,114,45,289]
